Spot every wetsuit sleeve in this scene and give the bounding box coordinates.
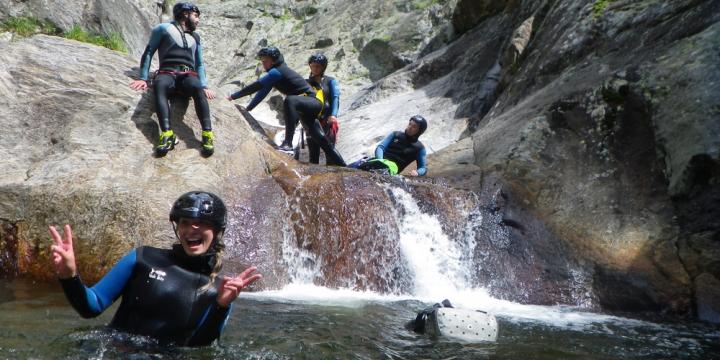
[139,25,165,81]
[229,81,262,100]
[243,68,283,111]
[229,69,283,101]
[375,132,396,159]
[194,37,208,88]
[187,302,233,346]
[329,78,340,117]
[416,147,428,176]
[59,249,137,318]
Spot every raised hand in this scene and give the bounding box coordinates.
[49,225,77,279]
[216,266,262,308]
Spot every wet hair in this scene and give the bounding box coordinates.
[201,232,225,292]
[170,191,227,291]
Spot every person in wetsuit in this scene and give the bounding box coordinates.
[49,191,262,346]
[306,53,341,165]
[129,2,217,157]
[350,115,428,176]
[226,47,346,166]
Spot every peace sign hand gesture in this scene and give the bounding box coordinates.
[49,225,77,279]
[216,266,262,308]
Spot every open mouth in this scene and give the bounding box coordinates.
[185,238,203,247]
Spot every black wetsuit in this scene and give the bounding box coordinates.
[376,131,427,174]
[139,22,212,131]
[59,245,230,346]
[350,131,427,176]
[229,57,346,166]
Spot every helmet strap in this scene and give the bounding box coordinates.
[171,221,180,242]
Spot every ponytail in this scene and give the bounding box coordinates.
[201,231,225,292]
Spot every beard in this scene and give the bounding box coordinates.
[184,16,197,32]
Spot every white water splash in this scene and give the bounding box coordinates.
[280,221,321,284]
[246,284,659,333]
[388,186,475,298]
[272,182,662,332]
[280,174,322,285]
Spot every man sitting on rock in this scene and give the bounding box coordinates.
[129,2,217,157]
[349,115,428,177]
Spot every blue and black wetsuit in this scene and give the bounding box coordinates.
[372,131,427,176]
[229,57,346,166]
[59,245,230,346]
[306,75,340,164]
[139,22,211,131]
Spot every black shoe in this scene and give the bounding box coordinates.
[277,141,294,153]
[156,130,178,157]
[201,130,214,157]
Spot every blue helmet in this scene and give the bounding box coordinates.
[257,46,282,62]
[410,115,428,136]
[169,191,227,231]
[173,2,200,20]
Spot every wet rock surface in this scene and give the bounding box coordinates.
[0,0,718,323]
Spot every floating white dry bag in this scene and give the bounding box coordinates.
[425,307,498,343]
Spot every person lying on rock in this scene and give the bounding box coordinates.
[349,115,428,177]
[129,2,217,157]
[306,53,341,165]
[226,46,346,166]
[49,191,262,347]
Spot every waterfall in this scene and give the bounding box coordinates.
[262,182,659,332]
[386,186,476,299]
[280,219,321,284]
[280,181,484,300]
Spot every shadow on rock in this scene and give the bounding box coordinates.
[129,90,199,155]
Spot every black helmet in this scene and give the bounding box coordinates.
[170,191,227,230]
[308,53,329,68]
[257,46,282,62]
[410,115,428,136]
[173,2,200,20]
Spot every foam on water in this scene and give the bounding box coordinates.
[246,283,656,333]
[271,184,669,333]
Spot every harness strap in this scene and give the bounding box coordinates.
[150,69,199,84]
[156,69,198,77]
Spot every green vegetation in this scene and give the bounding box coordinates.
[278,8,293,21]
[64,25,127,52]
[292,20,305,32]
[592,0,616,18]
[1,16,60,37]
[1,16,126,52]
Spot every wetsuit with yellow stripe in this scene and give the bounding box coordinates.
[229,56,346,166]
[306,75,341,164]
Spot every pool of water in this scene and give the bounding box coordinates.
[1,279,718,359]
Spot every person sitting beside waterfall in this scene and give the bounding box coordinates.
[129,2,217,157]
[49,191,262,347]
[349,115,428,177]
[226,46,346,166]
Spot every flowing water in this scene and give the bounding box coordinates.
[1,186,719,359]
